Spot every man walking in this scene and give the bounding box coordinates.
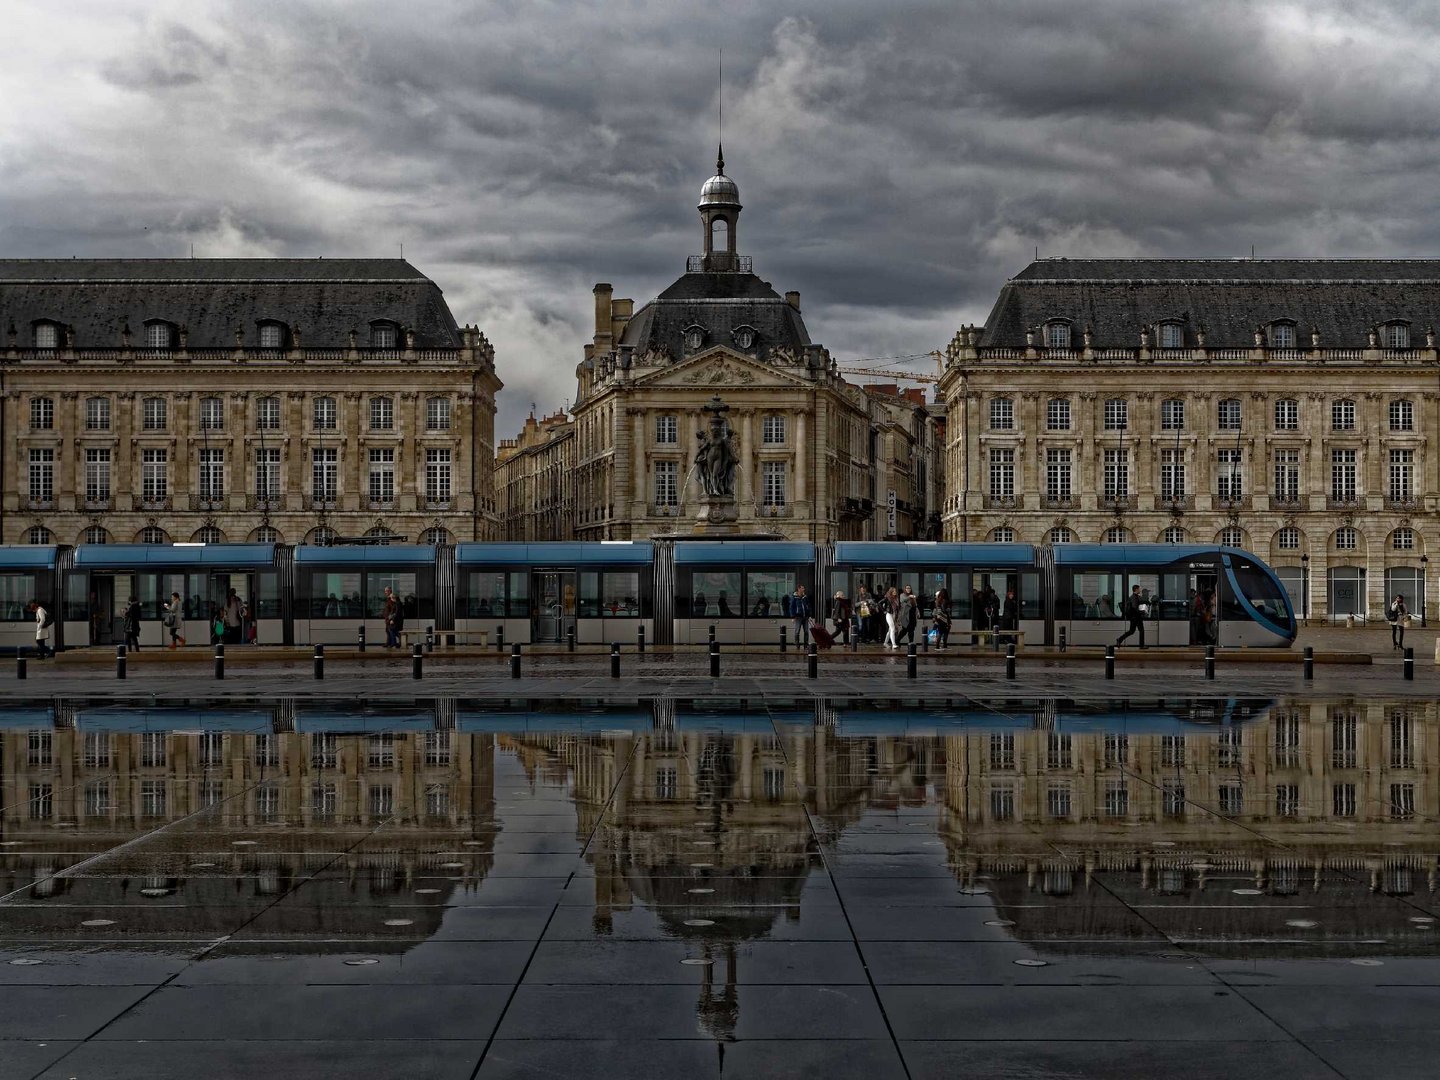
[791,585,811,647]
[896,586,917,646]
[1116,584,1146,649]
[830,590,851,646]
[382,585,400,648]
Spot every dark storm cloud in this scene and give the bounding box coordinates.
[4,0,1440,433]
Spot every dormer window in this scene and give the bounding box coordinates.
[1158,321,1184,349]
[257,322,286,349]
[1383,322,1410,349]
[1270,321,1296,349]
[143,321,174,349]
[731,324,757,350]
[370,322,398,348]
[682,324,707,352]
[33,322,59,349]
[1044,321,1071,349]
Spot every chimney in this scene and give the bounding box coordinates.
[593,283,614,352]
[785,291,801,311]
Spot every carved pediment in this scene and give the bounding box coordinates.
[633,346,811,390]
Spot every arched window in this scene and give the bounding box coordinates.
[1157,322,1184,349]
[1218,526,1244,547]
[1044,321,1071,349]
[370,322,398,348]
[1160,398,1185,430]
[1334,526,1359,551]
[1382,322,1410,349]
[1217,398,1242,431]
[1390,399,1415,432]
[138,526,168,544]
[1392,527,1415,551]
[251,525,281,544]
[1274,398,1299,430]
[1049,526,1072,544]
[312,396,337,431]
[1332,399,1356,430]
[1104,526,1128,544]
[990,526,1015,543]
[365,526,393,545]
[193,525,224,545]
[26,526,51,545]
[257,321,286,349]
[1277,526,1301,550]
[1162,526,1185,544]
[423,526,451,545]
[82,526,109,545]
[33,322,59,349]
[307,526,336,546]
[1269,322,1296,349]
[143,321,174,349]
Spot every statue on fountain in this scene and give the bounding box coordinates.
[694,395,738,525]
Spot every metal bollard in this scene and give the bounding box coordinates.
[496,625,505,652]
[611,642,621,679]
[510,642,522,679]
[1303,646,1314,681]
[214,643,225,680]
[567,627,575,652]
[16,653,25,680]
[1006,642,1017,680]
[780,626,787,653]
[1059,626,1067,652]
[426,626,434,653]
[1404,646,1415,681]
[116,644,127,680]
[709,640,720,678]
[411,642,423,680]
[313,643,324,680]
[1204,644,1216,680]
[807,642,818,679]
[1104,644,1115,680]
[708,624,716,646]
[357,624,366,652]
[637,625,646,654]
[906,643,917,679]
[849,633,858,652]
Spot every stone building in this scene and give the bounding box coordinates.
[0,259,501,547]
[859,383,946,540]
[565,151,911,543]
[939,259,1440,620]
[494,409,574,541]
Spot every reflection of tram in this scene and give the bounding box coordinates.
[0,540,1296,650]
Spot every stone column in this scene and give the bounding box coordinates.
[632,408,645,518]
[737,408,753,506]
[795,410,808,507]
[115,392,135,505]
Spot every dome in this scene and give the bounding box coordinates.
[699,172,740,208]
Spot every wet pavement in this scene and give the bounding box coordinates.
[0,693,1437,1077]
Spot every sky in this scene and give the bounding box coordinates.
[3,0,1440,436]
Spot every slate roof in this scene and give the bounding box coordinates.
[984,258,1440,348]
[618,271,812,361]
[0,259,463,348]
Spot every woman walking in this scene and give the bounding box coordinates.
[163,592,186,648]
[932,588,951,650]
[883,587,900,649]
[1390,593,1409,651]
[122,595,142,652]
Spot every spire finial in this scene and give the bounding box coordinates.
[716,143,725,175]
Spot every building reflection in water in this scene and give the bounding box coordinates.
[2,694,1438,1031]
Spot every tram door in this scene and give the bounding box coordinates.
[1188,568,1219,645]
[91,574,126,645]
[532,570,576,643]
[207,572,254,644]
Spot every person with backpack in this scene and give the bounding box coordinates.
[1116,584,1147,649]
[1389,593,1409,650]
[29,600,53,659]
[163,592,186,648]
[122,596,142,652]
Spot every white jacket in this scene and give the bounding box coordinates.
[34,606,50,641]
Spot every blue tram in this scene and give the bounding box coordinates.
[0,540,1297,651]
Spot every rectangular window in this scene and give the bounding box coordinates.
[200,781,223,808]
[990,398,1014,430]
[1332,399,1356,430]
[256,783,280,819]
[1390,711,1414,768]
[1390,399,1415,432]
[1275,399,1298,430]
[762,415,786,444]
[425,783,450,818]
[655,767,677,799]
[1391,783,1416,819]
[28,449,53,502]
[1217,448,1243,499]
[143,398,167,430]
[1276,784,1299,818]
[762,460,786,506]
[1389,449,1414,501]
[27,730,52,765]
[83,732,111,767]
[312,733,339,769]
[254,734,278,767]
[255,448,280,499]
[1331,449,1357,501]
[141,731,166,767]
[29,783,52,820]
[1273,713,1301,767]
[1384,324,1410,349]
[30,398,53,430]
[1103,449,1128,499]
[1161,735,1186,766]
[1046,783,1072,819]
[989,448,1014,498]
[1219,784,1243,816]
[1332,711,1358,768]
[426,397,451,431]
[84,448,111,501]
[1217,399,1241,430]
[1103,399,1128,431]
[369,397,394,431]
[369,784,395,816]
[1046,399,1071,431]
[141,779,166,816]
[1103,780,1129,817]
[1162,779,1186,817]
[763,767,786,800]
[989,783,1016,820]
[426,448,452,502]
[368,448,395,503]
[655,460,678,507]
[1160,448,1186,500]
[200,732,224,767]
[424,730,452,766]
[656,415,678,444]
[1044,322,1070,349]
[198,448,224,499]
[312,397,337,431]
[1271,324,1296,348]
[1161,399,1185,430]
[1047,733,1072,769]
[1273,450,1300,499]
[1159,323,1183,348]
[1333,783,1356,817]
[1104,734,1129,768]
[312,448,338,502]
[199,397,224,431]
[312,782,337,818]
[257,397,281,431]
[85,397,111,431]
[368,733,395,767]
[1045,448,1071,501]
[988,733,1015,770]
[85,780,111,817]
[258,323,283,348]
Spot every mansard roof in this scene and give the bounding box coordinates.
[619,271,811,362]
[0,258,462,347]
[984,258,1440,348]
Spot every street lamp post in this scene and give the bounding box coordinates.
[1300,553,1310,624]
[1422,554,1429,628]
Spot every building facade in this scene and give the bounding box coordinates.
[495,409,575,541]
[0,259,501,547]
[939,259,1440,621]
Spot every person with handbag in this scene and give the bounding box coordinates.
[932,588,952,650]
[1389,593,1409,650]
[163,592,186,648]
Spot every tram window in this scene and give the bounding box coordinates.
[1230,562,1288,624]
[1071,572,1125,619]
[918,571,946,616]
[366,572,419,618]
[65,575,89,621]
[464,572,505,618]
[310,573,362,618]
[0,574,37,621]
[580,572,640,617]
[688,571,741,618]
[255,573,281,619]
[1157,573,1188,619]
[747,570,796,617]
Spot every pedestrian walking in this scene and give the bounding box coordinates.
[1002,586,1019,645]
[1116,584,1147,649]
[882,587,900,649]
[1390,593,1409,650]
[830,590,851,646]
[163,592,186,648]
[791,585,811,646]
[122,595,142,652]
[932,588,952,649]
[855,586,875,643]
[222,587,245,645]
[28,600,53,659]
[897,586,917,645]
[382,585,400,648]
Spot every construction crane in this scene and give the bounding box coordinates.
[836,350,942,384]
